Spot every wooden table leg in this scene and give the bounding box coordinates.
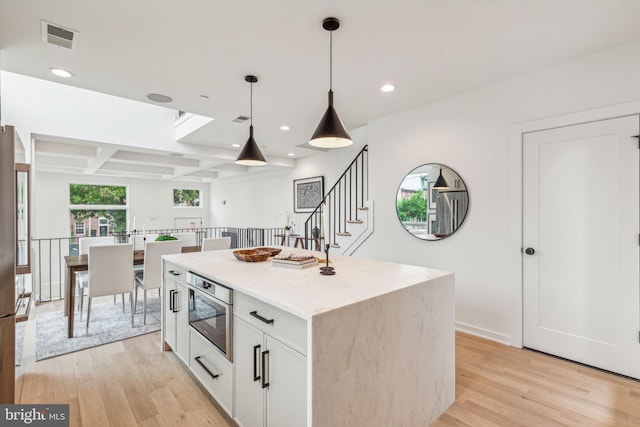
[293,238,305,249]
[67,266,76,338]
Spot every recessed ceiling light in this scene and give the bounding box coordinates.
[168,152,184,157]
[380,84,395,93]
[288,152,295,157]
[199,94,209,100]
[147,93,173,103]
[232,143,241,148]
[280,125,290,131]
[49,67,74,78]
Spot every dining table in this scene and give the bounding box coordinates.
[64,245,200,338]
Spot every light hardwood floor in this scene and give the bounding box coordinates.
[434,332,640,426]
[16,299,232,426]
[15,300,640,426]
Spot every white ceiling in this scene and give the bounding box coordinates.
[3,0,640,181]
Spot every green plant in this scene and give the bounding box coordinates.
[396,191,427,222]
[156,234,178,241]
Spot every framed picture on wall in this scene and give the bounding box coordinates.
[173,188,201,207]
[293,176,324,213]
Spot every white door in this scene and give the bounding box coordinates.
[523,115,640,379]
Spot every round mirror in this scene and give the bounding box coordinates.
[396,163,469,240]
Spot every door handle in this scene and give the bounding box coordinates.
[172,289,179,312]
[525,247,535,255]
[194,356,219,380]
[169,289,175,311]
[250,311,274,325]
[261,350,270,389]
[253,344,261,382]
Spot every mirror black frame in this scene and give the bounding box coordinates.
[395,163,469,241]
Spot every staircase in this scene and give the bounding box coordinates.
[302,145,373,255]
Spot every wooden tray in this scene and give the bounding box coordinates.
[233,249,271,262]
[255,247,282,256]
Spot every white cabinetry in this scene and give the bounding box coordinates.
[162,261,189,363]
[234,292,307,427]
[190,329,233,416]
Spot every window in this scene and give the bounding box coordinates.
[173,188,201,207]
[69,184,128,237]
[75,221,85,235]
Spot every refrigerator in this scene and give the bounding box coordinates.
[0,124,16,404]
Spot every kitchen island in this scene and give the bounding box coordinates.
[162,247,455,426]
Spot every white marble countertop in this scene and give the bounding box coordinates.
[164,247,452,320]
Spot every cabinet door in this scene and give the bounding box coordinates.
[175,283,189,362]
[164,280,177,350]
[265,336,307,427]
[234,317,265,427]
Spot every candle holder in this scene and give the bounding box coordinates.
[320,244,335,275]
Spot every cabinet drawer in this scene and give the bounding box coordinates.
[189,329,233,417]
[235,292,307,355]
[164,262,187,284]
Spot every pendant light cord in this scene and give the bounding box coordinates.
[329,31,333,91]
[250,81,253,126]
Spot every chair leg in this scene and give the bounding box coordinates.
[79,288,85,318]
[130,291,134,327]
[86,297,92,335]
[134,284,139,314]
[143,289,147,325]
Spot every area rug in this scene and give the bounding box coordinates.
[15,321,25,366]
[35,294,161,361]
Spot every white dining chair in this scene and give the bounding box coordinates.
[201,237,232,251]
[76,236,115,316]
[134,240,182,324]
[85,243,134,334]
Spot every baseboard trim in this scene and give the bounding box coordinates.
[455,322,511,346]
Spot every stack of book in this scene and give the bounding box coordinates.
[272,254,318,269]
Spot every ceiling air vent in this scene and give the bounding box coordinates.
[41,20,78,50]
[232,116,249,123]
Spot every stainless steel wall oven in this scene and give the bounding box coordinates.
[186,272,233,361]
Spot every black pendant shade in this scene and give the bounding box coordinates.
[310,90,352,148]
[309,17,353,148]
[236,125,267,166]
[236,75,267,166]
[433,168,450,190]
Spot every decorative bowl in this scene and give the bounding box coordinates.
[255,247,282,257]
[233,249,271,262]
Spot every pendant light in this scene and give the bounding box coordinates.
[433,168,450,190]
[309,17,353,148]
[236,75,267,166]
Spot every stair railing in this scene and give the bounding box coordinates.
[303,145,368,250]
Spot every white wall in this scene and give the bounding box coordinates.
[210,128,366,230]
[213,40,640,344]
[35,172,209,238]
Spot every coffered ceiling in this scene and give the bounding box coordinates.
[3,0,640,181]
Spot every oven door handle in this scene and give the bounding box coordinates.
[253,344,261,382]
[250,310,274,325]
[194,356,219,380]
